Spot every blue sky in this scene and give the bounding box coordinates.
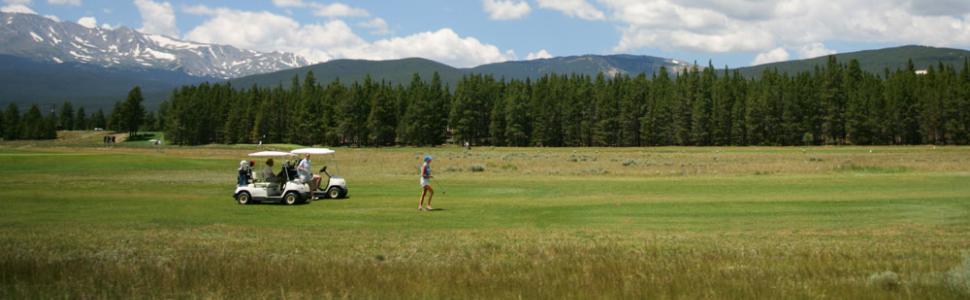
[3,0,969,68]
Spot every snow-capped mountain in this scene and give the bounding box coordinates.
[0,11,310,79]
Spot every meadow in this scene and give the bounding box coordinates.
[1,131,969,299]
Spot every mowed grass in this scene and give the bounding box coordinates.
[1,135,969,299]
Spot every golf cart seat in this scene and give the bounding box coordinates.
[254,182,274,189]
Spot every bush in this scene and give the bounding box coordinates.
[868,271,901,291]
[469,164,485,172]
[946,255,970,296]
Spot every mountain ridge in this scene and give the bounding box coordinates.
[230,54,692,89]
[0,11,310,79]
[737,45,970,77]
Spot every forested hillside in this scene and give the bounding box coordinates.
[159,55,970,147]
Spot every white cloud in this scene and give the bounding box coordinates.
[752,47,790,65]
[183,5,513,67]
[77,16,96,28]
[134,0,178,37]
[48,0,80,5]
[357,28,514,67]
[483,0,530,20]
[269,0,368,18]
[313,3,367,17]
[358,17,390,35]
[44,14,58,21]
[526,49,553,60]
[536,0,604,20]
[100,23,113,29]
[598,0,970,65]
[272,0,303,7]
[2,0,31,5]
[797,43,836,59]
[1,4,35,14]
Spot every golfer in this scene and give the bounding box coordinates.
[418,155,434,211]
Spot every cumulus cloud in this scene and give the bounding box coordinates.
[77,16,96,28]
[134,0,178,37]
[358,17,390,35]
[483,0,530,20]
[313,3,368,17]
[797,43,836,59]
[598,0,970,65]
[272,0,303,7]
[752,47,790,65]
[1,4,35,14]
[48,0,80,5]
[269,0,368,18]
[536,0,604,20]
[184,5,513,67]
[526,49,553,60]
[356,29,514,67]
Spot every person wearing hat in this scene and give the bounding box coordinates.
[418,155,434,211]
[237,160,251,186]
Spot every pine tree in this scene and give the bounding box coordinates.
[691,63,715,146]
[91,109,106,130]
[3,103,20,140]
[642,67,673,146]
[22,104,45,139]
[619,74,647,146]
[592,73,619,146]
[819,55,847,144]
[367,83,397,146]
[42,110,57,139]
[75,107,87,130]
[122,86,146,136]
[489,80,508,146]
[504,80,531,146]
[59,101,74,130]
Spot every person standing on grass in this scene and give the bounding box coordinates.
[418,155,434,211]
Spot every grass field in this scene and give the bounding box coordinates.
[1,131,969,299]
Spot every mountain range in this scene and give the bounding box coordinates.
[739,45,970,77]
[0,12,309,79]
[1,10,969,111]
[229,54,692,89]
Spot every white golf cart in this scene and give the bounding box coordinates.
[233,151,308,205]
[232,148,348,205]
[290,147,349,200]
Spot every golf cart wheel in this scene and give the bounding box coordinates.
[327,187,343,199]
[283,192,299,205]
[236,192,252,205]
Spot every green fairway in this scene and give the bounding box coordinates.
[1,139,969,298]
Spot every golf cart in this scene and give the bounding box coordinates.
[291,148,349,200]
[233,151,311,205]
[232,148,348,205]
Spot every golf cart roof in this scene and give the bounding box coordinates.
[291,148,335,155]
[248,151,296,157]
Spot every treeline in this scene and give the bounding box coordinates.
[161,56,970,146]
[1,87,158,141]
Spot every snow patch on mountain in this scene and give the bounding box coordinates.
[144,48,175,61]
[0,12,310,79]
[29,31,43,42]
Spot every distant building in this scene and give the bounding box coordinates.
[915,69,928,75]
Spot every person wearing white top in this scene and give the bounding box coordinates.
[297,154,322,191]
